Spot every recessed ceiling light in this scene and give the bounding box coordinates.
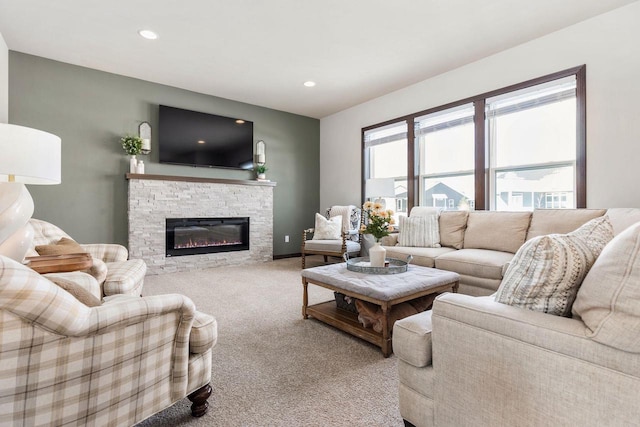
[235,119,245,124]
[197,140,205,144]
[303,81,316,87]
[138,30,158,40]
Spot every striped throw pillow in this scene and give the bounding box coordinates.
[495,215,613,317]
[398,215,441,248]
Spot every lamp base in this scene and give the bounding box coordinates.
[0,182,35,262]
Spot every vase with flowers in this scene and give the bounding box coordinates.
[121,135,143,173]
[360,201,395,267]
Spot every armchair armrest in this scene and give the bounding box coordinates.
[81,243,128,262]
[0,256,194,337]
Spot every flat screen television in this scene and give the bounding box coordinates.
[158,105,254,170]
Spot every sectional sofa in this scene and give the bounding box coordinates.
[382,208,637,296]
[390,208,640,427]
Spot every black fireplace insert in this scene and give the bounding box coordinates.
[166,217,249,257]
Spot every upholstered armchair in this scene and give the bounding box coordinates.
[28,218,146,296]
[301,205,362,268]
[0,255,216,425]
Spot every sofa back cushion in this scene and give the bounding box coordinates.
[572,220,640,352]
[604,208,640,236]
[463,212,531,253]
[526,209,606,241]
[439,211,468,249]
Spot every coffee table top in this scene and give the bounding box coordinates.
[302,263,459,301]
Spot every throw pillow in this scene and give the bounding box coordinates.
[36,237,86,256]
[398,215,441,248]
[494,215,613,317]
[47,275,102,307]
[572,221,640,352]
[312,213,342,240]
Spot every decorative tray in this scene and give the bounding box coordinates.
[344,255,413,275]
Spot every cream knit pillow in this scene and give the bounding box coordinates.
[495,215,613,317]
[312,213,342,240]
[398,215,441,248]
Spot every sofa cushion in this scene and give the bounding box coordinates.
[303,239,360,253]
[393,310,433,368]
[526,209,606,241]
[605,208,640,236]
[312,213,342,240]
[463,212,531,253]
[435,249,514,280]
[439,211,468,249]
[384,246,456,268]
[572,221,640,352]
[495,215,613,317]
[398,215,441,248]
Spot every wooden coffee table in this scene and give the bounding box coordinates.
[301,263,459,357]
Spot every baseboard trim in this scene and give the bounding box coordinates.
[273,253,301,260]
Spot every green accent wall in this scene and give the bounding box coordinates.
[9,52,319,256]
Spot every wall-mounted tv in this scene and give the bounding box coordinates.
[158,105,254,170]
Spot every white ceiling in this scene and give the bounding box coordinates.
[0,0,636,119]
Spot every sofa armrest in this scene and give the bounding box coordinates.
[432,293,638,375]
[81,243,128,262]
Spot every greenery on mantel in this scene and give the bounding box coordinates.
[121,135,143,155]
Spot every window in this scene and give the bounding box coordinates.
[362,66,586,212]
[416,103,475,211]
[363,121,408,221]
[487,76,577,211]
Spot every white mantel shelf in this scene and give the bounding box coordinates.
[125,173,277,187]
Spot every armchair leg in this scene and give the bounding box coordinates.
[188,383,212,417]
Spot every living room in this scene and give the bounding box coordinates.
[1,1,640,426]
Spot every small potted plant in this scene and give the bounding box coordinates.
[121,135,143,173]
[254,164,268,180]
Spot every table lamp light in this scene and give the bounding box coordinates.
[0,123,61,261]
[365,178,396,209]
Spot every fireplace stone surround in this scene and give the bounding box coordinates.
[127,174,275,275]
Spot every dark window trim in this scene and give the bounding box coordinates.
[361,65,586,210]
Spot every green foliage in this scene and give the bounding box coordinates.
[254,164,268,174]
[121,135,143,155]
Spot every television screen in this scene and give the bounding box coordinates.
[158,105,254,170]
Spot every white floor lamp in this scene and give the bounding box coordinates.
[0,123,61,262]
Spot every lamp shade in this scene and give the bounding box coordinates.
[0,123,61,184]
[365,178,396,198]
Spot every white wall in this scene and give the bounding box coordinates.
[0,32,8,123]
[320,2,640,210]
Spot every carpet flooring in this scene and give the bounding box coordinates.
[136,257,404,427]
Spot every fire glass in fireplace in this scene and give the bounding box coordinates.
[166,217,249,257]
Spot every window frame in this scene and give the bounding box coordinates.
[361,65,586,211]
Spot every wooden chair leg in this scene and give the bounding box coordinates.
[301,253,306,269]
[188,383,212,417]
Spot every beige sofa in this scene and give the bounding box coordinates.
[382,208,635,296]
[393,208,640,427]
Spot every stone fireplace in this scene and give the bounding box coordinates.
[127,174,275,274]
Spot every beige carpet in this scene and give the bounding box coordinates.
[136,257,404,427]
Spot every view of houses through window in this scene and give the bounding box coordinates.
[362,67,585,215]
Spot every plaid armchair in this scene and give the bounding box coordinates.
[0,255,216,425]
[28,219,146,297]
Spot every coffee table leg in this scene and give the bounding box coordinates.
[381,302,391,357]
[302,278,309,319]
